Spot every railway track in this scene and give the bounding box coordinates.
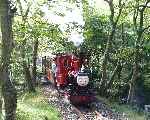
[72,105,110,120]
[72,106,87,120]
[94,110,106,120]
[42,84,129,120]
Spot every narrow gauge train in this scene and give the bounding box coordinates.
[42,53,95,105]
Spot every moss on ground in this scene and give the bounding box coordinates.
[16,88,61,120]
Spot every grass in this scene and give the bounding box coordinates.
[110,103,145,120]
[16,88,61,120]
[96,96,145,120]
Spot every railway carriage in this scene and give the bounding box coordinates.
[43,53,95,105]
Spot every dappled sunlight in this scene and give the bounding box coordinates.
[0,0,150,119]
[17,89,60,120]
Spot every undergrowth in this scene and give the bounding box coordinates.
[16,88,61,120]
[97,96,145,120]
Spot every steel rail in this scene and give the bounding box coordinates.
[72,105,87,120]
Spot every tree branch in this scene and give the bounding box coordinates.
[109,1,115,25]
[104,0,110,3]
[138,0,150,11]
[24,4,31,19]
[133,0,139,32]
[138,5,150,8]
[104,0,115,25]
[142,25,150,32]
[115,0,124,25]
[17,0,23,17]
[138,0,150,33]
[17,0,31,22]
[133,9,138,32]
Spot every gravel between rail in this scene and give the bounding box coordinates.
[42,84,129,120]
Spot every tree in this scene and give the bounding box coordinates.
[0,0,17,119]
[99,0,124,95]
[127,0,150,104]
[13,0,67,91]
[16,0,36,92]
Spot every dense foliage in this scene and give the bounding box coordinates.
[0,0,150,119]
[81,0,150,106]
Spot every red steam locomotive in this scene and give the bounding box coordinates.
[43,53,95,105]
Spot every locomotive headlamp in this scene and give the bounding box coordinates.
[77,73,89,86]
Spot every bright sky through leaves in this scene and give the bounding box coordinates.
[41,0,84,46]
[90,0,108,10]
[41,0,108,47]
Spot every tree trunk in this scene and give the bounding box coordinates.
[100,28,115,95]
[17,0,35,92]
[0,100,2,119]
[127,24,142,104]
[32,40,39,86]
[100,0,124,96]
[117,64,123,80]
[99,50,108,95]
[127,62,139,104]
[23,61,35,92]
[2,76,17,120]
[127,0,149,103]
[107,61,121,91]
[0,86,3,119]
[0,1,17,119]
[0,70,3,119]
[21,38,36,92]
